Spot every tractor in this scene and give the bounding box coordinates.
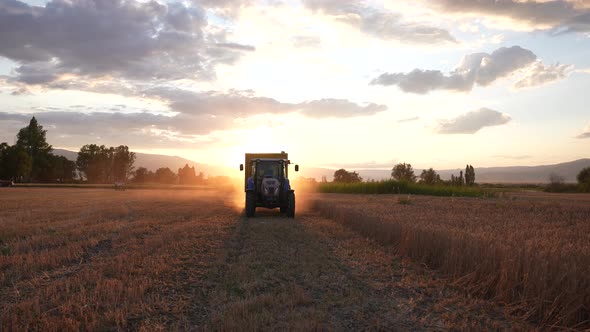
[240,152,299,218]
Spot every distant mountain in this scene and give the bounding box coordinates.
[53,149,589,184]
[53,149,235,178]
[444,159,590,183]
[298,159,590,184]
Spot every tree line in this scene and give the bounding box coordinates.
[333,163,477,186]
[132,164,204,185]
[0,117,205,185]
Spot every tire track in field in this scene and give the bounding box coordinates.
[205,208,530,331]
[205,210,411,331]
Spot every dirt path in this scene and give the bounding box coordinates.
[205,209,529,331]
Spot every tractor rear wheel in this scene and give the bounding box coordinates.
[287,192,295,218]
[245,191,256,217]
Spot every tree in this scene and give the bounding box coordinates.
[333,169,362,183]
[419,168,441,185]
[51,155,76,182]
[577,167,590,192]
[32,154,76,183]
[0,143,9,179]
[16,117,52,181]
[391,163,416,182]
[76,144,111,183]
[112,145,136,181]
[546,172,565,192]
[133,167,151,183]
[178,164,202,185]
[155,167,177,184]
[0,144,32,181]
[76,144,135,183]
[465,164,476,186]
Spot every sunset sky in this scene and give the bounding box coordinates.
[1,0,589,170]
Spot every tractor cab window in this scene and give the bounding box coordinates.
[256,161,281,179]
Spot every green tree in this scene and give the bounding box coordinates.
[577,167,590,192]
[419,168,441,185]
[333,168,362,183]
[391,163,416,182]
[16,117,52,181]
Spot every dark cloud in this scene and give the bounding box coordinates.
[428,0,590,33]
[0,0,250,83]
[302,0,456,43]
[371,46,540,93]
[435,108,511,134]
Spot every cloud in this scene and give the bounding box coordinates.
[0,93,386,147]
[318,160,397,169]
[0,0,249,83]
[514,61,574,89]
[577,125,590,139]
[292,35,322,48]
[297,99,386,118]
[435,108,511,134]
[427,0,590,33]
[493,155,532,160]
[370,46,563,93]
[10,86,31,96]
[397,116,420,123]
[0,85,387,147]
[0,111,229,148]
[146,87,386,118]
[302,0,456,44]
[214,43,256,52]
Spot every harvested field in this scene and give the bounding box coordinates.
[312,193,590,329]
[0,188,238,331]
[3,187,580,330]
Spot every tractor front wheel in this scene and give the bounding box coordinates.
[287,192,295,218]
[245,191,256,217]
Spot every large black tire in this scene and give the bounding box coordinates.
[287,192,295,218]
[245,191,256,217]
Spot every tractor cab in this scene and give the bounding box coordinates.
[239,153,299,218]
